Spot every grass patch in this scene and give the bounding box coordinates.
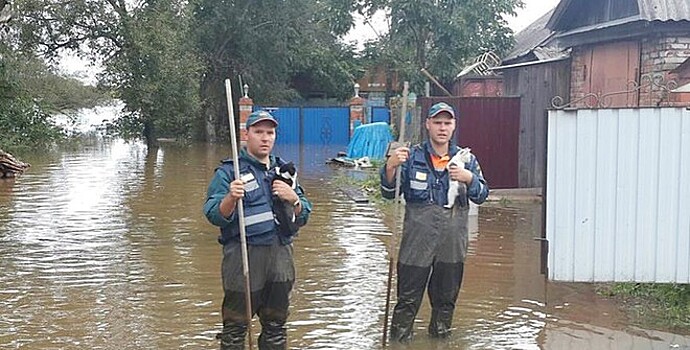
[332,169,384,202]
[498,197,512,207]
[596,283,690,329]
[330,161,395,208]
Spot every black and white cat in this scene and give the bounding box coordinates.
[272,162,300,235]
[444,147,472,209]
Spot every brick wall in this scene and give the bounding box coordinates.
[570,46,590,107]
[640,36,690,107]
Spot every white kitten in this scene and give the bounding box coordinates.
[444,147,472,209]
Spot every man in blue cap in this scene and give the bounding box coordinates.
[204,110,312,350]
[381,101,489,342]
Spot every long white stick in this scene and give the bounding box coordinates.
[224,79,254,350]
[382,81,409,347]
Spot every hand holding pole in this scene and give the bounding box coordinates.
[382,81,409,347]
[224,79,254,350]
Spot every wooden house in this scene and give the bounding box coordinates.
[548,0,690,108]
[493,0,690,188]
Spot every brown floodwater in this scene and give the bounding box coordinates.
[1,140,688,350]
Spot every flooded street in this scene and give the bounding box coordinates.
[1,140,689,349]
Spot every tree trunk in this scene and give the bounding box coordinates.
[200,72,229,143]
[143,120,158,148]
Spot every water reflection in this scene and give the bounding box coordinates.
[291,186,389,350]
[0,141,688,350]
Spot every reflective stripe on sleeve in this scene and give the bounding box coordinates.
[382,185,396,193]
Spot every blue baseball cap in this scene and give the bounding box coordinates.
[428,102,456,119]
[246,110,278,127]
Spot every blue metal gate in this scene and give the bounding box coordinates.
[303,107,349,145]
[254,106,350,146]
[371,107,390,124]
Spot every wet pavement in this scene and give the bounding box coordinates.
[0,140,688,349]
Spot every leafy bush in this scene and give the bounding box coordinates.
[0,56,67,153]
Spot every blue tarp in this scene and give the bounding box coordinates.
[346,122,393,160]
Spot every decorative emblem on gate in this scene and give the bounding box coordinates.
[320,117,332,145]
[551,73,678,109]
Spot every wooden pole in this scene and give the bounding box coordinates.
[224,79,254,350]
[420,67,453,97]
[382,81,409,347]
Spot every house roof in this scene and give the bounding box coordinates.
[548,0,690,30]
[504,9,558,63]
[637,0,690,22]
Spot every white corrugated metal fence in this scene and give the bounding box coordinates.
[546,108,690,282]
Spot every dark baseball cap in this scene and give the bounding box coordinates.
[246,110,278,127]
[428,102,456,119]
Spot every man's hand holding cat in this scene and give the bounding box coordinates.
[272,180,299,204]
[448,165,473,184]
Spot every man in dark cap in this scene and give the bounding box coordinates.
[204,110,312,350]
[381,101,489,343]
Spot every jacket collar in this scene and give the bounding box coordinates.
[240,148,277,170]
[422,141,459,158]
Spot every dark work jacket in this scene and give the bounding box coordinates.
[380,142,489,207]
[203,149,311,246]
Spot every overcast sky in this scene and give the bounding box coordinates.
[63,0,562,83]
[343,0,561,49]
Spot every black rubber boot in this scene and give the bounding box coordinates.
[257,320,287,350]
[428,307,453,338]
[216,323,247,350]
[427,261,463,339]
[389,305,416,343]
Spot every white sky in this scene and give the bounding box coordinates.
[63,0,562,84]
[343,0,561,49]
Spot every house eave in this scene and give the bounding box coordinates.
[490,56,571,71]
[555,20,690,47]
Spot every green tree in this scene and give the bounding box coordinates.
[0,49,68,153]
[11,0,363,145]
[192,0,363,142]
[357,0,522,92]
[11,0,202,147]
[102,0,202,146]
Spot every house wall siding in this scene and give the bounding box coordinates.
[503,59,571,188]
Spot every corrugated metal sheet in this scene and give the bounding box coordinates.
[504,9,559,63]
[638,0,690,22]
[546,108,690,283]
[548,0,690,32]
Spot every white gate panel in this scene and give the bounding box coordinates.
[547,108,690,282]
